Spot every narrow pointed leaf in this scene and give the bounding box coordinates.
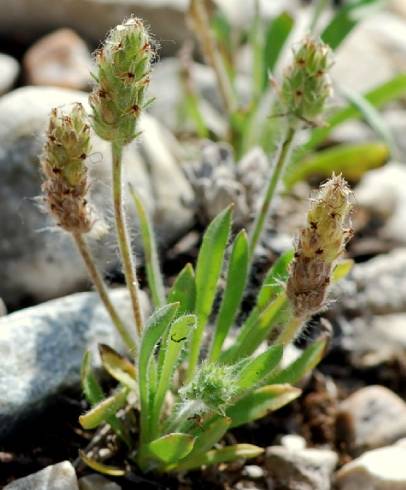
[138,303,179,443]
[148,433,195,464]
[168,263,196,315]
[271,337,328,385]
[285,142,389,189]
[129,186,165,307]
[173,444,264,472]
[81,351,104,405]
[187,206,233,379]
[236,344,283,392]
[99,344,137,391]
[187,416,231,457]
[257,249,294,308]
[227,384,301,428]
[154,315,197,428]
[79,387,129,430]
[264,12,294,81]
[210,230,249,361]
[79,450,126,476]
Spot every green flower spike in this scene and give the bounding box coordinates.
[281,36,333,125]
[286,174,352,318]
[41,103,92,234]
[90,16,154,145]
[179,362,238,416]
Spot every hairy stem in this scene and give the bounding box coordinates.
[72,232,135,351]
[189,0,237,115]
[249,126,296,257]
[276,315,304,346]
[112,142,144,337]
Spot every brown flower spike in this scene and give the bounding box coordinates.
[41,103,92,233]
[286,175,352,318]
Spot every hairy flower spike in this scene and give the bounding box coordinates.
[286,175,352,318]
[90,17,154,144]
[41,103,92,233]
[281,37,333,124]
[179,362,238,415]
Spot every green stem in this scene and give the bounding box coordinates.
[248,126,296,257]
[112,142,144,337]
[72,232,135,352]
[276,315,304,346]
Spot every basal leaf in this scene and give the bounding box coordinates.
[99,344,137,391]
[148,433,196,464]
[80,450,126,476]
[79,387,129,430]
[227,384,301,428]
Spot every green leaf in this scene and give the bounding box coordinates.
[302,74,406,155]
[187,206,233,380]
[321,0,385,50]
[235,344,283,392]
[173,444,264,472]
[332,259,354,282]
[227,384,301,428]
[222,292,287,363]
[148,433,196,464]
[257,250,294,309]
[79,387,129,430]
[167,263,196,315]
[209,230,249,362]
[285,142,389,189]
[342,88,398,157]
[220,251,293,365]
[270,337,328,385]
[79,450,126,476]
[129,185,165,308]
[264,12,294,82]
[153,314,197,432]
[188,416,231,456]
[81,351,104,405]
[99,344,137,391]
[138,303,179,444]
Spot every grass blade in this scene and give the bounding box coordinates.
[129,185,165,308]
[81,351,104,405]
[186,206,233,380]
[209,230,249,362]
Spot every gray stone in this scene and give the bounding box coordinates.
[0,86,193,307]
[0,53,19,95]
[344,314,406,367]
[337,386,406,455]
[0,0,188,56]
[4,461,78,489]
[266,445,337,490]
[23,28,93,90]
[0,288,149,440]
[335,445,406,490]
[356,164,406,246]
[335,249,406,316]
[332,13,406,92]
[79,474,121,490]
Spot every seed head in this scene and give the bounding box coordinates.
[281,37,333,125]
[90,17,154,145]
[179,362,237,415]
[286,175,352,318]
[41,103,92,233]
